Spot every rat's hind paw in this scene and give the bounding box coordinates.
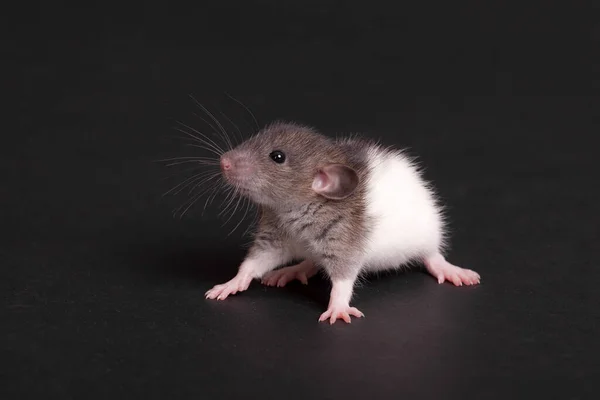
[318,306,364,325]
[424,254,481,286]
[261,260,317,287]
[205,274,252,300]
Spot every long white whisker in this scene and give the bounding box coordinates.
[165,160,220,167]
[159,164,206,180]
[192,110,234,151]
[189,95,232,149]
[172,125,224,156]
[220,187,241,219]
[223,191,243,226]
[207,182,225,208]
[176,179,221,218]
[191,112,229,148]
[158,156,219,162]
[217,109,243,147]
[175,120,226,155]
[218,187,238,217]
[202,181,225,216]
[224,91,259,130]
[213,110,235,150]
[191,178,222,202]
[227,197,251,236]
[241,204,258,238]
[164,171,211,197]
[165,170,218,197]
[172,125,221,151]
[172,127,223,157]
[189,95,233,150]
[176,195,201,218]
[182,144,226,156]
[187,173,221,195]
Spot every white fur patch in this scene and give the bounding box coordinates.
[362,146,444,272]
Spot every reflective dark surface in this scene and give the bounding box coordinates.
[2,1,598,399]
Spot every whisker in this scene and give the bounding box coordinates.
[217,109,243,147]
[175,181,220,218]
[182,144,226,156]
[189,95,234,151]
[224,91,260,130]
[178,177,219,198]
[241,204,259,238]
[175,195,200,218]
[202,181,225,216]
[227,197,251,236]
[169,135,231,158]
[158,156,219,162]
[222,190,243,226]
[173,122,225,155]
[206,182,225,209]
[191,112,230,149]
[164,170,218,197]
[172,127,223,157]
[220,188,242,220]
[175,120,226,153]
[164,172,210,197]
[218,187,238,217]
[171,126,220,151]
[165,159,219,167]
[187,173,221,196]
[192,178,222,201]
[190,97,229,140]
[159,164,206,180]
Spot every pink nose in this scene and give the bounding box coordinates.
[220,156,232,171]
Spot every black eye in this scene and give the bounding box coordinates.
[269,150,286,164]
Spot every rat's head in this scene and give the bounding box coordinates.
[219,121,359,208]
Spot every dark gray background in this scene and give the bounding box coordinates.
[2,1,598,399]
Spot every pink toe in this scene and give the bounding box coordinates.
[349,308,364,318]
[319,311,330,322]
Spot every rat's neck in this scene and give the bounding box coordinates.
[273,198,327,216]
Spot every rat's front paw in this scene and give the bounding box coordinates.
[318,305,364,325]
[205,275,252,300]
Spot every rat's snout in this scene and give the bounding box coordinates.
[220,155,232,171]
[220,152,254,179]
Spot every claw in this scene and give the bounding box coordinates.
[319,305,364,325]
[425,254,481,287]
[205,275,252,300]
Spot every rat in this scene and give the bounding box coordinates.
[204,121,480,324]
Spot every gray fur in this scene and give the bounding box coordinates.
[221,121,375,281]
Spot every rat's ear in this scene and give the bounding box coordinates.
[312,164,359,200]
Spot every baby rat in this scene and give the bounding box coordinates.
[205,121,480,324]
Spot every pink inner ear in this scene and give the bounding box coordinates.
[312,170,330,191]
